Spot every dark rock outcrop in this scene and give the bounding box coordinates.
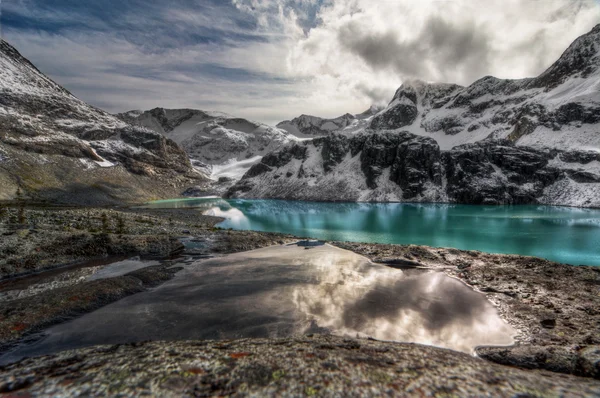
[227,131,600,206]
[392,137,443,199]
[370,86,419,130]
[443,140,560,205]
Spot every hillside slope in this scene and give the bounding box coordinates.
[0,39,206,204]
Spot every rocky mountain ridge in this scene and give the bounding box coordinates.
[0,39,206,204]
[226,131,600,207]
[276,105,384,137]
[369,24,600,151]
[226,25,600,207]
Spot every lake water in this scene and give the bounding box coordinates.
[144,198,600,266]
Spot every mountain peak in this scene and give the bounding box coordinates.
[532,24,600,89]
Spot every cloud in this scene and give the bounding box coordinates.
[1,0,599,125]
[287,0,600,104]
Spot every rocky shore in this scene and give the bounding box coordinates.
[0,204,598,396]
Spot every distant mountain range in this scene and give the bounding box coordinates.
[276,105,384,137]
[226,25,600,207]
[279,25,600,152]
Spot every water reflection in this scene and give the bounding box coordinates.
[143,198,600,265]
[1,245,514,364]
[291,246,514,353]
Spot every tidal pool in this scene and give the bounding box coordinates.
[0,244,514,364]
[143,198,600,266]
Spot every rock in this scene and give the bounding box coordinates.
[370,85,419,129]
[541,318,557,329]
[443,139,560,205]
[391,137,443,199]
[1,336,599,396]
[579,346,600,379]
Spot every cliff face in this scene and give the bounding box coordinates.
[226,131,600,207]
[0,39,206,204]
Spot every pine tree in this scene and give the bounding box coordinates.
[115,214,126,235]
[17,203,26,225]
[101,213,109,233]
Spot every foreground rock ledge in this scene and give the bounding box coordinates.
[1,336,599,397]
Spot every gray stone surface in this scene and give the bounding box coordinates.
[1,335,599,397]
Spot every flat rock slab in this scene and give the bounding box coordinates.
[1,335,598,397]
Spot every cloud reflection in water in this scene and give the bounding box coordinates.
[290,246,515,353]
[0,244,514,365]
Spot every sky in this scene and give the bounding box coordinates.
[1,0,599,125]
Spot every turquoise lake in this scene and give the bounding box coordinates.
[144,198,600,266]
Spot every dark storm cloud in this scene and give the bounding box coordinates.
[337,16,492,84]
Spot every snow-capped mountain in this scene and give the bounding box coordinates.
[226,25,600,207]
[371,25,600,151]
[118,108,299,180]
[0,39,205,204]
[226,131,600,207]
[276,105,384,137]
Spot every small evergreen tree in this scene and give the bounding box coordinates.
[101,212,109,233]
[115,214,126,235]
[17,203,26,225]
